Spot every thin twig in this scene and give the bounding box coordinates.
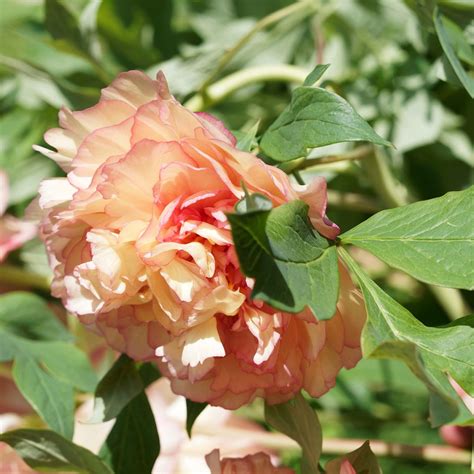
[0,264,51,292]
[198,0,317,95]
[362,148,470,320]
[327,190,381,213]
[185,65,308,111]
[296,145,373,170]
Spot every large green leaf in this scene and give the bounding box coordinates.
[265,393,322,474]
[260,86,390,162]
[341,187,474,290]
[0,429,112,474]
[91,354,144,423]
[339,248,474,426]
[228,199,339,320]
[433,7,474,98]
[99,392,160,474]
[12,354,74,439]
[0,292,97,438]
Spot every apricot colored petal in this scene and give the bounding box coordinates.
[196,112,237,146]
[293,176,340,240]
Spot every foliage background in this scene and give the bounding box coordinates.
[0,0,472,472]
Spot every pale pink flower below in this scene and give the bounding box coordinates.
[34,70,366,409]
[0,171,36,261]
[206,449,294,474]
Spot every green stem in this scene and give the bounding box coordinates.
[361,148,410,209]
[185,64,307,111]
[293,170,306,185]
[0,264,51,292]
[297,145,373,170]
[198,0,318,94]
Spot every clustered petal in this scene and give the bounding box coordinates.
[35,71,365,408]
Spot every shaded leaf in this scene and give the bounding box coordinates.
[0,429,112,474]
[434,8,474,98]
[228,200,339,320]
[186,399,208,438]
[91,354,144,423]
[45,0,85,53]
[265,393,322,474]
[99,392,160,474]
[325,441,382,474]
[0,292,71,342]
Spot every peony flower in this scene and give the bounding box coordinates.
[0,171,36,261]
[34,70,365,408]
[205,449,294,474]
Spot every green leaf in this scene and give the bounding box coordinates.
[0,292,97,437]
[260,86,390,162]
[99,392,160,474]
[265,393,322,474]
[186,400,207,437]
[303,64,330,86]
[235,121,260,152]
[339,247,474,426]
[433,8,474,98]
[228,200,339,320]
[45,0,86,53]
[91,354,144,423]
[325,440,382,474]
[0,292,72,342]
[341,187,474,290]
[34,342,97,393]
[12,355,74,439]
[0,429,112,474]
[234,186,273,214]
[137,362,161,387]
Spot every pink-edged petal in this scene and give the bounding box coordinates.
[293,176,340,240]
[196,112,237,146]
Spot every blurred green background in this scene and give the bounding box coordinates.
[0,0,472,472]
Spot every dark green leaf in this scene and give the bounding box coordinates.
[325,440,382,474]
[433,8,474,98]
[0,292,71,342]
[265,393,322,474]
[303,64,330,86]
[0,429,112,474]
[228,200,339,320]
[99,392,160,474]
[138,362,161,387]
[45,0,85,52]
[339,248,474,426]
[186,400,207,438]
[12,355,74,439]
[91,354,144,423]
[260,87,390,162]
[341,187,474,290]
